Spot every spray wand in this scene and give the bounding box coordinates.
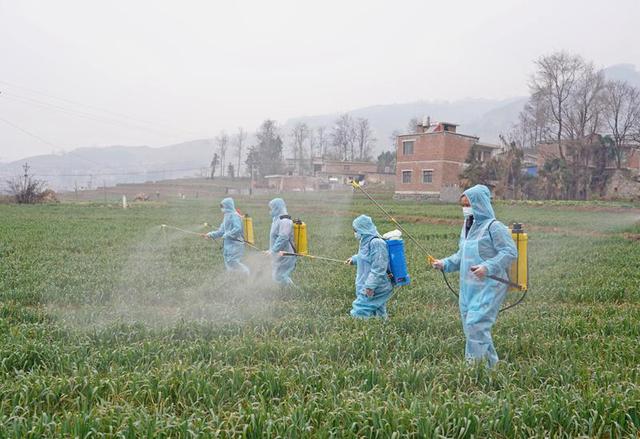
[281,252,347,264]
[161,224,223,250]
[161,224,206,236]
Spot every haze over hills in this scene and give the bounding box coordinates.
[2,64,638,191]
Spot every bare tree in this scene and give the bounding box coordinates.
[530,52,585,160]
[565,62,605,141]
[515,93,551,149]
[308,129,317,174]
[215,131,229,177]
[316,126,329,158]
[290,122,310,175]
[234,127,247,177]
[209,152,219,179]
[564,63,605,199]
[407,117,420,133]
[6,163,47,204]
[355,118,376,160]
[603,80,640,168]
[331,114,356,160]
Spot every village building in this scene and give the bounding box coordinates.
[395,118,499,201]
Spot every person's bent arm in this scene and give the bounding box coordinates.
[223,215,242,240]
[442,247,462,273]
[208,218,226,239]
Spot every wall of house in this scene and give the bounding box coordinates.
[395,131,476,195]
[323,161,378,174]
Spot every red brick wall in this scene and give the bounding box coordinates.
[627,150,639,171]
[395,131,476,193]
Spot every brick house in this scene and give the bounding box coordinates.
[395,119,499,201]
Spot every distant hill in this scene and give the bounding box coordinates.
[603,64,640,88]
[283,97,526,150]
[0,139,216,190]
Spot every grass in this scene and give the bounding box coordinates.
[0,191,639,437]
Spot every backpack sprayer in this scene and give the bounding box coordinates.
[242,214,255,245]
[350,180,528,311]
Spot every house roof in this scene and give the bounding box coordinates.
[475,142,501,150]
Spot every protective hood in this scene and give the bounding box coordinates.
[220,197,236,214]
[269,198,288,218]
[352,215,379,238]
[463,184,495,222]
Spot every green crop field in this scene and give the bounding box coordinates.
[1,191,639,437]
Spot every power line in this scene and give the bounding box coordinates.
[0,115,58,148]
[0,114,104,167]
[0,79,207,138]
[1,91,191,138]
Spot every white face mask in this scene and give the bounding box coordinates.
[220,208,225,213]
[462,206,473,217]
[354,232,360,240]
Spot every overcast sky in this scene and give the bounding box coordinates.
[1,0,639,161]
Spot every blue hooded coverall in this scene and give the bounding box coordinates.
[442,185,517,366]
[268,198,296,285]
[207,197,250,274]
[350,215,394,318]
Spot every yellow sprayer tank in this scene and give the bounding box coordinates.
[243,214,255,245]
[293,218,308,255]
[509,223,528,291]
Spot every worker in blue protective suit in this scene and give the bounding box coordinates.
[432,184,517,367]
[346,215,394,319]
[202,197,250,275]
[265,198,296,285]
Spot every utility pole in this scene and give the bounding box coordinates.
[22,162,30,190]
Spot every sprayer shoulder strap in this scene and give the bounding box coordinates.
[279,215,291,220]
[367,237,388,254]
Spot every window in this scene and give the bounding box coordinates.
[402,140,414,155]
[402,170,412,184]
[422,170,433,184]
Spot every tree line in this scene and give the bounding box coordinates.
[209,114,381,179]
[463,52,640,200]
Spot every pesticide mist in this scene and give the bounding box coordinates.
[47,190,359,330]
